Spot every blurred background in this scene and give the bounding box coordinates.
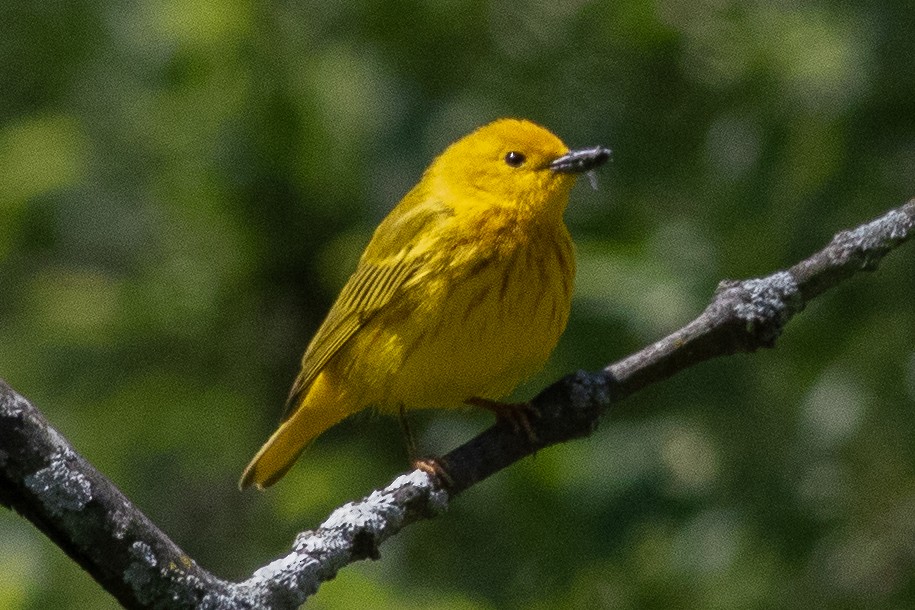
[2,0,915,608]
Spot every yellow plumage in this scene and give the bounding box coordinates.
[240,118,610,489]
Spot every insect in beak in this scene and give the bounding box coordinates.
[549,146,612,174]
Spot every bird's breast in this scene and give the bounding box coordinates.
[373,220,575,410]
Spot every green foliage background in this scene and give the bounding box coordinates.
[2,1,915,608]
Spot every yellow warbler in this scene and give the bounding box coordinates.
[240,118,610,489]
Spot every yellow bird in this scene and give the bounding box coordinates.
[240,118,610,490]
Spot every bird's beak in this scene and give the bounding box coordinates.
[549,146,612,173]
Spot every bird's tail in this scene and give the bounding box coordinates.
[239,371,349,490]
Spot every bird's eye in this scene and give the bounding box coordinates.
[504,151,526,167]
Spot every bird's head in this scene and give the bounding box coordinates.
[429,118,611,219]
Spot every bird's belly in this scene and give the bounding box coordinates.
[376,248,572,410]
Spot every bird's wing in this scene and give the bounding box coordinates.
[280,181,454,421]
[281,253,420,420]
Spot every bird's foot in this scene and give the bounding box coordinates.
[465,397,539,443]
[412,456,454,488]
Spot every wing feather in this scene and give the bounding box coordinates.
[282,254,419,419]
[280,185,452,421]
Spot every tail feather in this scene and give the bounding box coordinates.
[239,371,348,490]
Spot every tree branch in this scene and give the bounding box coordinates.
[2,199,913,608]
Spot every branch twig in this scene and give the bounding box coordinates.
[2,199,913,609]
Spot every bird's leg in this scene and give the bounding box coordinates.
[464,397,539,443]
[398,404,418,461]
[398,405,454,488]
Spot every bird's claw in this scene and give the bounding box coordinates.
[412,456,454,488]
[465,397,539,443]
